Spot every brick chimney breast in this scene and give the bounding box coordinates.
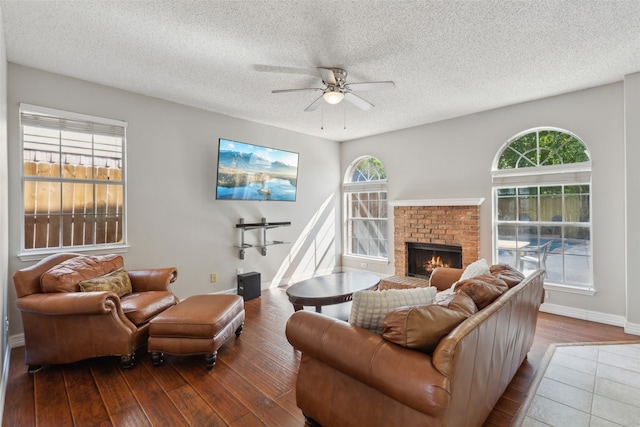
[390,199,483,277]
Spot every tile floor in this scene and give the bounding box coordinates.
[521,342,640,426]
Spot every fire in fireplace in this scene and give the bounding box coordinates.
[407,242,463,278]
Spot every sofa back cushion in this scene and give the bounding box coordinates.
[41,254,124,293]
[489,264,525,288]
[454,275,508,309]
[382,292,477,353]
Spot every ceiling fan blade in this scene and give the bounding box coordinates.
[317,67,337,85]
[304,95,325,112]
[272,88,323,94]
[344,92,374,111]
[347,81,396,91]
[253,64,317,76]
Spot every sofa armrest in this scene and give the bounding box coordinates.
[127,268,178,292]
[15,292,122,316]
[429,267,463,291]
[285,311,451,417]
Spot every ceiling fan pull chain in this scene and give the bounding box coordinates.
[343,103,347,130]
[320,105,324,130]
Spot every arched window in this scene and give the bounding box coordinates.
[492,128,592,291]
[344,156,388,259]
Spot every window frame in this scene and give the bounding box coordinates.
[491,127,594,294]
[19,104,129,260]
[343,156,389,262]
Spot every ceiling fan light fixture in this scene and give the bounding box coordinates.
[323,90,344,105]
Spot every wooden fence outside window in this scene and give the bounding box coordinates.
[23,161,123,250]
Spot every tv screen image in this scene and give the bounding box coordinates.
[216,138,299,201]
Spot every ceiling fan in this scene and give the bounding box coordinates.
[272,67,395,112]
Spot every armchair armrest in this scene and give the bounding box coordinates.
[16,292,122,316]
[285,311,450,417]
[127,268,178,292]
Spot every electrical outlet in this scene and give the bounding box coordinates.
[360,262,368,268]
[210,273,217,283]
[545,290,549,300]
[236,268,243,275]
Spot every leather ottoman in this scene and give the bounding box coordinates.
[148,294,245,369]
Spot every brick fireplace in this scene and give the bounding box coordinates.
[391,199,483,277]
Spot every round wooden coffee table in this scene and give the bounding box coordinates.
[286,272,380,313]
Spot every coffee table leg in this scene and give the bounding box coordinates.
[315,306,322,313]
[292,303,303,311]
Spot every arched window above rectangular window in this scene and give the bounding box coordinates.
[344,156,388,260]
[492,128,593,292]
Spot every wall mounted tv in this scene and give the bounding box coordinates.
[216,138,299,201]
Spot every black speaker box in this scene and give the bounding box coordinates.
[237,272,261,301]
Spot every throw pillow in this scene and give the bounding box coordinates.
[79,268,132,297]
[470,274,509,293]
[454,276,506,309]
[490,264,525,288]
[438,291,478,316]
[434,281,458,304]
[349,286,437,334]
[459,258,491,281]
[382,292,477,353]
[41,254,124,293]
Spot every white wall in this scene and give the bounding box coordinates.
[342,82,631,323]
[6,63,638,337]
[6,64,342,337]
[624,72,640,330]
[0,1,9,416]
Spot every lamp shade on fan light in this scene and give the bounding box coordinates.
[323,90,344,104]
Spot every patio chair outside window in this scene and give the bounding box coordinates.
[519,240,552,271]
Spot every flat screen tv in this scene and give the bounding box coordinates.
[216,138,299,201]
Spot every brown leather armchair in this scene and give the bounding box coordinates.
[13,253,179,371]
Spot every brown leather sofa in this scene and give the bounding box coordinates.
[13,253,179,371]
[285,267,545,427]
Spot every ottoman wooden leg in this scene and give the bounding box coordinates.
[120,353,135,369]
[235,323,244,338]
[151,352,164,367]
[205,352,218,370]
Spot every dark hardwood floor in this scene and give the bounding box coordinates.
[4,287,638,426]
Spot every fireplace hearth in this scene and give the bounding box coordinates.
[407,242,463,278]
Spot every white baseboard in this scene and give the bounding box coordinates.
[624,321,640,336]
[9,333,24,348]
[540,302,629,329]
[216,288,240,295]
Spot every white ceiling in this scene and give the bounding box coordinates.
[2,0,640,142]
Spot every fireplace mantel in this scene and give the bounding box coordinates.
[389,198,485,207]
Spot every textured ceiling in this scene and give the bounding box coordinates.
[2,0,640,142]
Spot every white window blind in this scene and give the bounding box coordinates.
[20,104,128,255]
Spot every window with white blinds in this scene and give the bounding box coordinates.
[20,103,128,254]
